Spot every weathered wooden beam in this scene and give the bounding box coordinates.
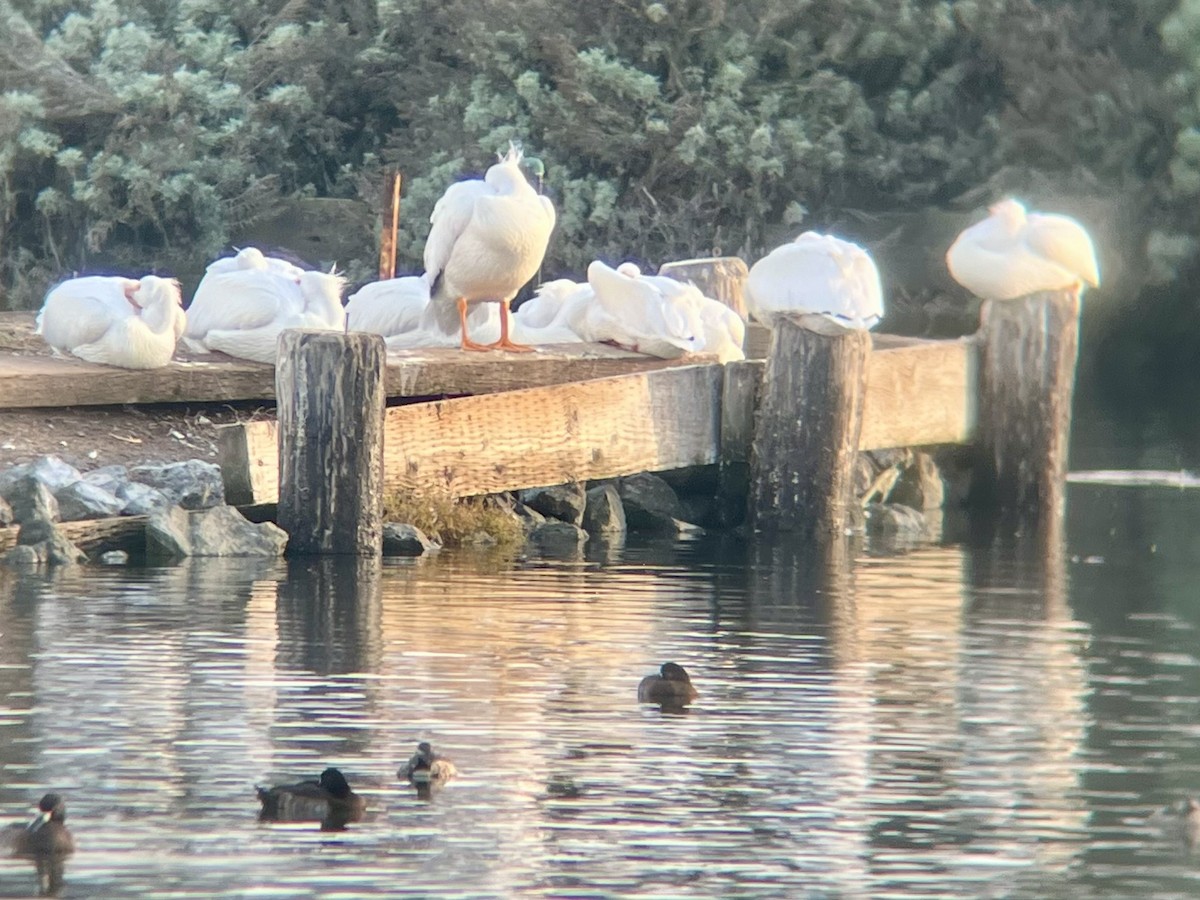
[748,314,870,537]
[223,365,725,504]
[860,335,977,449]
[0,515,146,556]
[717,359,764,526]
[970,290,1080,530]
[276,330,387,556]
[658,256,750,318]
[382,364,723,497]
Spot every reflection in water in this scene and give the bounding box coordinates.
[1,486,1199,895]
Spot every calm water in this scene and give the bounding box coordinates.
[3,482,1200,897]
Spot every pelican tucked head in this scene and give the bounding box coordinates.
[132,275,183,310]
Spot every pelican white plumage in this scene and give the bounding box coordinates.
[423,144,556,352]
[584,261,745,362]
[185,263,346,364]
[345,273,501,348]
[945,198,1100,301]
[36,275,186,368]
[510,278,592,345]
[745,231,884,329]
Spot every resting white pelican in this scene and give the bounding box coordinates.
[36,275,186,369]
[185,263,346,364]
[203,246,305,280]
[510,278,592,345]
[945,199,1100,300]
[745,231,884,329]
[423,144,556,352]
[346,273,500,348]
[584,261,747,361]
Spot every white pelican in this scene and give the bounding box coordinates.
[345,273,500,348]
[510,278,592,345]
[423,144,556,352]
[36,275,186,369]
[202,246,305,280]
[185,263,347,364]
[584,261,745,362]
[745,231,884,329]
[945,199,1100,300]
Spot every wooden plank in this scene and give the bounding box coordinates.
[0,516,146,555]
[218,420,279,506]
[224,365,725,504]
[859,336,977,450]
[0,341,710,410]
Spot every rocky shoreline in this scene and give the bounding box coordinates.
[0,447,958,568]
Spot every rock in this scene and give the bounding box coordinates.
[0,497,11,527]
[382,523,440,556]
[512,502,547,533]
[864,502,927,540]
[0,475,60,524]
[129,460,224,510]
[99,550,130,565]
[146,505,288,559]
[82,465,129,495]
[0,455,82,494]
[3,516,88,566]
[889,451,946,510]
[655,465,718,494]
[117,481,170,515]
[618,473,689,532]
[581,485,627,537]
[519,483,587,526]
[55,480,125,522]
[528,520,589,556]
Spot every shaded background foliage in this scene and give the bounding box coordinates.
[0,0,1196,447]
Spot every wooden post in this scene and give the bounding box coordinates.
[748,314,870,536]
[658,257,750,319]
[378,171,402,280]
[718,360,763,526]
[971,290,1080,532]
[276,330,387,556]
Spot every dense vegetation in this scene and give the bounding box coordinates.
[1,0,1198,441]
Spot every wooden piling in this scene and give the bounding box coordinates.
[748,314,871,537]
[378,171,402,280]
[971,290,1080,532]
[276,330,387,556]
[658,257,750,319]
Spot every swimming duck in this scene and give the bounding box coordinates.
[423,144,556,352]
[945,198,1100,301]
[185,257,347,363]
[398,742,458,784]
[745,231,884,330]
[637,662,699,706]
[36,275,186,368]
[4,793,74,858]
[255,767,366,828]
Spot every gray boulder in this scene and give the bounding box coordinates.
[146,505,287,559]
[81,464,130,495]
[0,455,82,494]
[382,523,440,556]
[99,550,130,565]
[864,502,927,540]
[581,484,626,537]
[528,520,589,556]
[1,515,86,567]
[519,483,587,526]
[55,480,125,522]
[0,496,11,527]
[117,481,171,515]
[618,473,689,532]
[0,475,60,525]
[512,502,547,533]
[130,460,224,510]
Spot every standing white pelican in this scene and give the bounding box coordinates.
[423,144,556,352]
[36,275,186,369]
[945,199,1100,300]
[185,263,346,364]
[745,231,884,329]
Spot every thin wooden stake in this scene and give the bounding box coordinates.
[378,171,402,280]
